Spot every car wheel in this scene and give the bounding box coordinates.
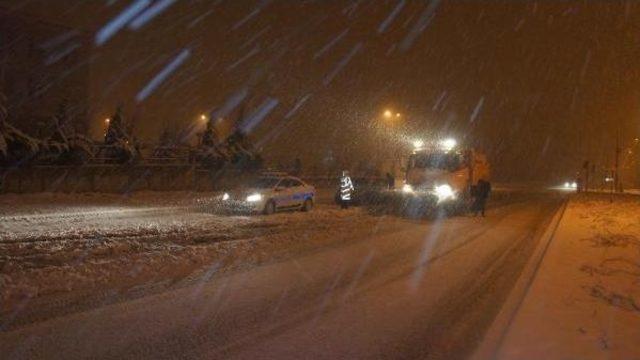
[302,198,313,212]
[264,200,276,215]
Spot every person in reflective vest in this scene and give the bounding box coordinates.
[339,170,354,209]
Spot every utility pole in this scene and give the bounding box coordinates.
[583,160,589,192]
[615,127,621,193]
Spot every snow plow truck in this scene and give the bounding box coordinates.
[401,139,490,206]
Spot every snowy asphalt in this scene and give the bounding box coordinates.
[0,189,565,359]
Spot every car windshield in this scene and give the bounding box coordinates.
[248,177,281,189]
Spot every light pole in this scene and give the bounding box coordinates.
[615,127,621,193]
[376,108,406,179]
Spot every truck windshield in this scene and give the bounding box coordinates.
[409,152,462,171]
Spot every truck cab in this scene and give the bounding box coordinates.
[404,145,490,202]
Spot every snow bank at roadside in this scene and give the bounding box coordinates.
[0,190,404,326]
[497,193,640,359]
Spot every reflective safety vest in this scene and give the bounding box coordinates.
[340,176,354,201]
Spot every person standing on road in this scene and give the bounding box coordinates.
[575,175,583,193]
[339,170,354,209]
[472,179,491,217]
[292,158,302,176]
[386,172,395,190]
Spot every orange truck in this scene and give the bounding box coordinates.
[402,140,490,204]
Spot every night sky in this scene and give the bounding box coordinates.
[3,0,640,181]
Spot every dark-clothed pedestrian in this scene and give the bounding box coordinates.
[339,170,354,209]
[472,179,491,217]
[386,172,394,190]
[292,158,302,176]
[575,176,583,193]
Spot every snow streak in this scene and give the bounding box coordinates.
[95,0,151,46]
[285,93,312,119]
[227,45,261,71]
[209,87,249,121]
[45,43,81,65]
[136,48,191,102]
[256,94,311,148]
[188,8,214,28]
[342,0,363,17]
[433,90,447,111]
[410,219,442,290]
[233,0,271,31]
[314,28,349,60]
[399,0,441,52]
[377,0,406,34]
[241,26,270,49]
[128,0,177,30]
[469,96,484,123]
[40,31,79,50]
[240,97,279,133]
[323,42,362,86]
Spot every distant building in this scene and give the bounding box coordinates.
[0,7,90,136]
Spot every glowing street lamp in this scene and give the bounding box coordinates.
[383,110,393,118]
[104,118,110,124]
[200,114,207,122]
[396,112,401,118]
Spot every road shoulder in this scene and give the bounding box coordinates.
[479,193,640,359]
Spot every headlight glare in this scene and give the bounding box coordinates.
[246,193,263,202]
[222,192,230,201]
[435,184,455,202]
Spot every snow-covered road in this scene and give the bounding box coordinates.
[1,190,565,359]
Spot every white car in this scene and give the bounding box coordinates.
[220,175,316,214]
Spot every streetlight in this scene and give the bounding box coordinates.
[396,112,401,118]
[383,110,393,118]
[200,114,207,122]
[104,118,110,124]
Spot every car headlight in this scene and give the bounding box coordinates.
[571,182,577,189]
[221,192,230,201]
[402,184,413,193]
[246,193,263,202]
[435,184,455,202]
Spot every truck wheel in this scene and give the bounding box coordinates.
[302,198,313,212]
[264,200,276,215]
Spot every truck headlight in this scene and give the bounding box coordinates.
[246,193,263,202]
[221,192,230,201]
[435,184,455,202]
[402,184,413,193]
